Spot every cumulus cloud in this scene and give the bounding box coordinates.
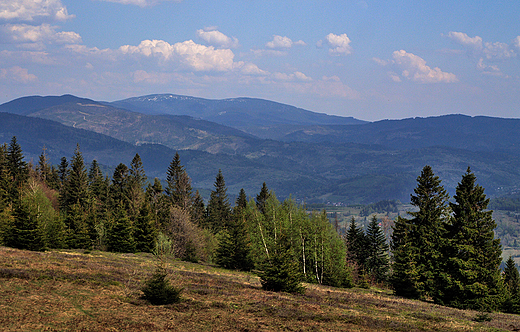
[119,39,236,71]
[272,71,312,82]
[317,33,352,56]
[265,35,305,49]
[391,50,457,83]
[95,0,182,7]
[0,0,74,22]
[446,31,516,60]
[0,66,37,83]
[234,62,269,76]
[0,23,81,46]
[197,28,239,49]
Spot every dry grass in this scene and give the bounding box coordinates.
[1,246,519,332]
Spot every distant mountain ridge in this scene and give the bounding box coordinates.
[2,94,520,204]
[109,94,366,138]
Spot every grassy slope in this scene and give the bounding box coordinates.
[1,246,519,332]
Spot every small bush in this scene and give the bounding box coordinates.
[141,266,182,305]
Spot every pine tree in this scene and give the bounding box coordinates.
[190,190,206,226]
[128,154,147,217]
[365,215,389,283]
[216,194,254,271]
[106,207,135,253]
[165,152,192,210]
[503,256,520,313]
[345,217,367,270]
[134,203,157,253]
[438,167,502,310]
[60,145,89,212]
[0,144,9,211]
[4,199,45,251]
[6,136,28,200]
[256,182,270,214]
[109,163,129,209]
[205,169,231,232]
[57,157,69,188]
[235,188,248,212]
[390,165,448,299]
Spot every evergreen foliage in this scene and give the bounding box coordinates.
[438,167,502,310]
[503,256,520,313]
[133,203,157,253]
[165,152,192,210]
[256,182,270,215]
[391,165,448,299]
[365,215,390,283]
[141,266,182,305]
[6,136,28,200]
[106,207,135,253]
[205,169,231,233]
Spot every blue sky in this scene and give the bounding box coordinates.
[0,0,519,121]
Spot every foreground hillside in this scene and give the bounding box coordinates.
[1,247,519,332]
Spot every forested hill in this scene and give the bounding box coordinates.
[2,94,520,204]
[282,114,520,155]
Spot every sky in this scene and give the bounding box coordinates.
[0,0,519,121]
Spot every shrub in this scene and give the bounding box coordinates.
[141,266,182,305]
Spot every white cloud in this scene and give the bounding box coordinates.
[95,0,182,7]
[392,50,458,83]
[317,33,352,56]
[514,36,520,50]
[446,31,516,60]
[0,66,37,83]
[197,28,239,49]
[0,23,81,46]
[265,35,305,49]
[119,39,236,71]
[234,62,268,76]
[272,71,312,82]
[476,58,508,78]
[0,0,74,22]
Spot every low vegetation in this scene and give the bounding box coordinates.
[2,246,520,332]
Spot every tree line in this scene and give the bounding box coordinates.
[1,137,519,314]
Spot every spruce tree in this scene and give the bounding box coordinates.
[345,217,367,270]
[205,169,231,232]
[128,154,147,216]
[190,190,206,226]
[6,136,28,200]
[438,167,502,310]
[256,182,270,214]
[0,144,9,211]
[4,199,45,251]
[106,207,135,253]
[60,145,89,213]
[390,165,448,299]
[365,215,389,283]
[503,256,520,313]
[134,203,157,253]
[215,194,254,271]
[165,152,193,210]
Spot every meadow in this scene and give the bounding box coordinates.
[2,246,520,331]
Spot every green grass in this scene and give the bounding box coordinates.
[1,246,520,331]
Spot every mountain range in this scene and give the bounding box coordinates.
[1,94,519,204]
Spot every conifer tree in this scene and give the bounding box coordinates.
[4,199,45,251]
[134,203,157,253]
[60,145,89,212]
[0,144,9,211]
[190,190,206,226]
[128,154,147,216]
[390,165,448,299]
[165,152,193,210]
[365,215,389,283]
[345,217,367,270]
[503,256,520,313]
[256,182,270,214]
[6,136,28,200]
[438,167,502,310]
[205,169,231,232]
[57,157,69,187]
[106,207,135,253]
[215,191,254,271]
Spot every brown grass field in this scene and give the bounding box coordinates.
[1,246,520,332]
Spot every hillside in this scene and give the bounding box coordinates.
[282,114,520,155]
[2,94,520,204]
[2,246,518,332]
[109,94,366,138]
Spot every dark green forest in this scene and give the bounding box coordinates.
[1,137,520,314]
